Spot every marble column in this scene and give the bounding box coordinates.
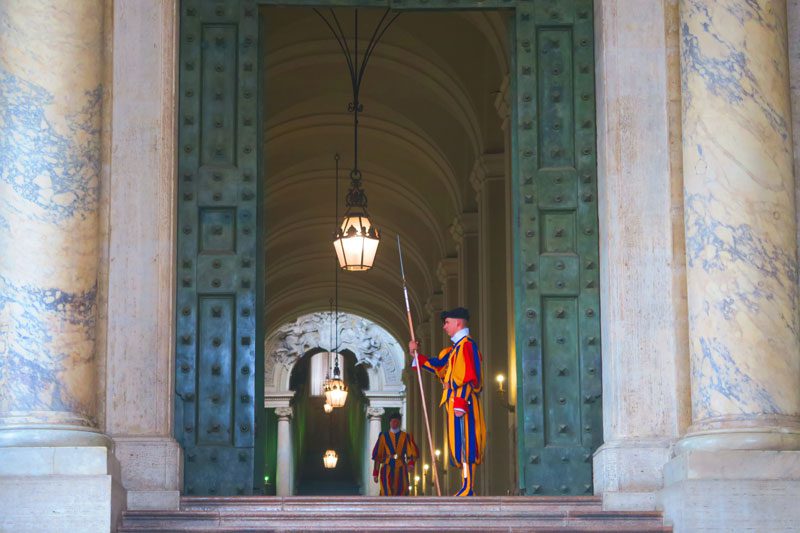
[471,153,511,496]
[679,0,800,453]
[593,0,690,511]
[0,0,106,447]
[275,407,294,496]
[661,1,800,530]
[365,407,384,496]
[0,2,121,530]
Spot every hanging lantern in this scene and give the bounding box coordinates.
[323,402,333,414]
[333,208,380,271]
[323,449,339,469]
[323,361,348,408]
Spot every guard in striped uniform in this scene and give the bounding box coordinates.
[371,412,418,496]
[410,306,486,496]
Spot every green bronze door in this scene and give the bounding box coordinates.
[175,0,264,496]
[512,0,602,495]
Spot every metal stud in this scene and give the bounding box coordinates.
[558,368,567,376]
[211,306,222,317]
[529,395,539,404]
[530,455,540,464]
[211,364,221,375]
[241,365,250,374]
[241,336,251,346]
[181,335,191,345]
[212,337,221,347]
[211,279,221,288]
[558,397,566,404]
[556,308,566,318]
[528,337,537,346]
[558,424,568,433]
[526,309,536,319]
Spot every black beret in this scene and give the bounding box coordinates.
[389,412,402,421]
[440,307,470,321]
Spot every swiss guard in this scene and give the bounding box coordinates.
[371,412,419,496]
[409,306,486,496]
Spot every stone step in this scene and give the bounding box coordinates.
[119,496,671,532]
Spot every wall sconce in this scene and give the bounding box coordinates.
[495,373,515,413]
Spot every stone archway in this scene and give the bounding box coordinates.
[264,311,406,495]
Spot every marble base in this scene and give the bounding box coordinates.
[0,446,124,532]
[114,436,182,510]
[593,439,672,510]
[660,450,800,532]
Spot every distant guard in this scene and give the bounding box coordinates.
[409,306,486,496]
[371,412,418,496]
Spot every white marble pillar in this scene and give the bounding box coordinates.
[0,2,121,530]
[592,0,691,511]
[661,1,800,530]
[0,0,106,447]
[471,153,510,496]
[679,0,800,454]
[275,407,294,497]
[365,407,384,496]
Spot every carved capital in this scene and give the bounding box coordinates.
[366,407,385,420]
[275,406,293,420]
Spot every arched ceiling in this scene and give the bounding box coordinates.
[263,6,508,341]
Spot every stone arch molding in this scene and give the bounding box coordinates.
[264,311,406,395]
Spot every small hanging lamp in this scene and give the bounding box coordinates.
[323,357,348,408]
[323,402,333,414]
[323,449,339,469]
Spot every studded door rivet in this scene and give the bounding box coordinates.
[526,309,536,319]
[530,455,539,464]
[242,258,251,268]
[556,261,565,270]
[528,337,537,346]
[211,279,221,288]
[585,309,595,317]
[182,277,191,287]
[561,456,568,462]
[587,336,596,345]
[213,192,222,201]
[586,261,595,269]
[241,308,250,317]
[185,90,194,97]
[558,397,566,404]
[185,425,193,432]
[212,225,222,235]
[214,63,223,72]
[213,173,222,181]
[182,260,192,269]
[556,308,565,318]
[241,336,251,346]
[558,368,567,376]
[184,145,193,153]
[181,307,191,316]
[557,337,565,344]
[181,364,190,373]
[212,260,221,269]
[584,425,592,432]
[241,279,250,288]
[185,393,194,401]
[530,368,538,376]
[530,396,539,404]
[241,366,250,375]
[559,425,568,433]
[240,424,249,433]
[554,195,563,203]
[211,394,220,404]
[556,280,565,289]
[181,335,191,344]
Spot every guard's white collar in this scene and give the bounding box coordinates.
[451,327,470,345]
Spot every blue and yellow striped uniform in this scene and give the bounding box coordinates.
[416,335,486,496]
[371,430,418,496]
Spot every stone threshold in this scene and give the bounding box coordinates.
[120,495,670,532]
